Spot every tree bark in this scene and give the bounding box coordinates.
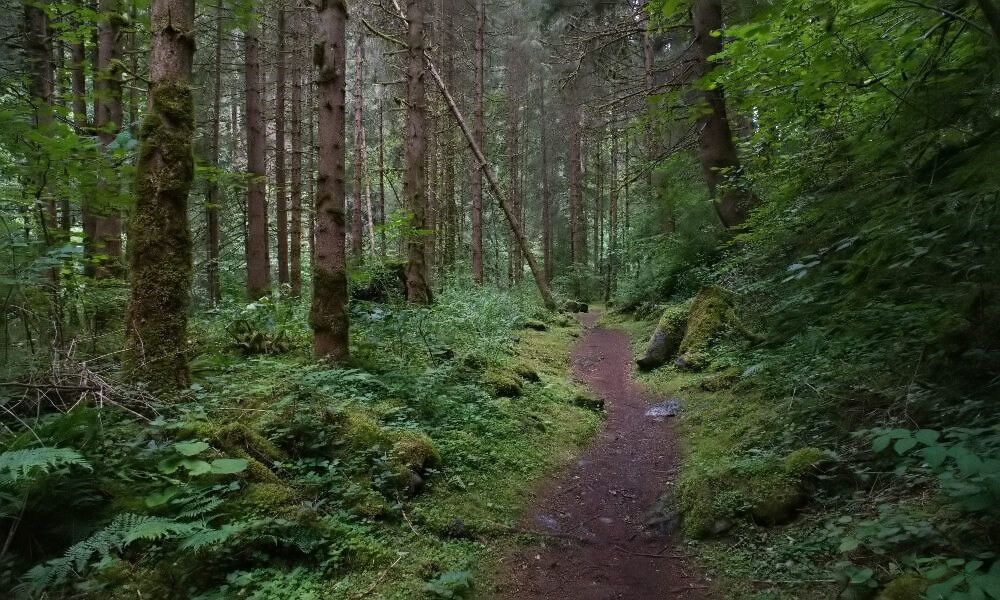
[91,0,124,278]
[606,127,618,301]
[471,0,485,284]
[245,16,269,298]
[540,74,553,285]
[125,0,195,388]
[275,4,289,284]
[404,0,432,303]
[506,51,521,284]
[351,17,365,260]
[311,0,349,363]
[206,1,223,305]
[70,39,88,129]
[290,5,304,295]
[568,100,585,268]
[692,0,756,228]
[377,94,387,255]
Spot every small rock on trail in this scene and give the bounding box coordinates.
[488,312,709,599]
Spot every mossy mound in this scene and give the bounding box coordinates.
[513,362,541,382]
[523,319,548,331]
[237,482,301,517]
[484,368,523,397]
[877,575,926,600]
[562,300,589,313]
[784,447,826,476]
[636,304,688,371]
[390,430,441,471]
[675,286,732,369]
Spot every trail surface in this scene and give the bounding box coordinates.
[490,313,708,599]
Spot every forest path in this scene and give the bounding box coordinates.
[488,312,709,599]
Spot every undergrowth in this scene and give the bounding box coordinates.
[0,281,600,599]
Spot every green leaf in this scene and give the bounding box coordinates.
[839,537,861,552]
[209,459,249,475]
[914,429,940,445]
[174,441,210,456]
[923,445,948,467]
[144,487,181,507]
[894,437,917,455]
[873,435,892,453]
[181,459,212,476]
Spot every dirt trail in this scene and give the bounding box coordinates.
[489,312,708,600]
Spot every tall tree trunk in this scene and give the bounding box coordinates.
[275,4,289,284]
[540,75,553,284]
[692,0,755,228]
[245,17,269,298]
[290,5,303,295]
[70,39,88,129]
[206,1,223,305]
[92,0,123,278]
[377,95,387,255]
[568,100,585,270]
[24,0,57,279]
[506,52,521,284]
[311,0,349,362]
[606,127,618,301]
[470,0,485,284]
[125,0,195,388]
[351,17,365,260]
[404,0,432,303]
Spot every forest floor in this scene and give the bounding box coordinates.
[488,312,709,599]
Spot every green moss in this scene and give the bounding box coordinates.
[877,575,927,600]
[523,319,548,331]
[326,407,387,451]
[214,422,287,462]
[677,286,731,368]
[484,368,523,397]
[513,362,540,382]
[238,482,301,516]
[390,430,441,471]
[784,447,825,476]
[699,367,742,391]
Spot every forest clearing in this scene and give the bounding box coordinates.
[2,0,999,598]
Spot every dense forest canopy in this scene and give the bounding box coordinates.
[1,0,998,597]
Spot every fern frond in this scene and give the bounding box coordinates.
[0,447,90,483]
[14,513,199,597]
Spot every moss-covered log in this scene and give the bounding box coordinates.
[636,304,687,371]
[124,0,195,389]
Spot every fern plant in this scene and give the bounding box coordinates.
[0,448,90,484]
[14,513,200,597]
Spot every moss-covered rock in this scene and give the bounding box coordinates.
[636,304,688,371]
[563,300,589,313]
[675,286,731,370]
[877,575,927,600]
[784,447,825,476]
[484,368,523,397]
[324,407,386,451]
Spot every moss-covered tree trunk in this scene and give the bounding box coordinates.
[311,0,349,363]
[404,0,432,304]
[125,0,195,388]
[206,0,223,305]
